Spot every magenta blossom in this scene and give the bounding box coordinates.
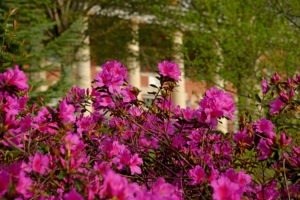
[58,99,75,123]
[279,90,289,102]
[121,86,136,103]
[64,188,84,200]
[289,88,294,99]
[158,61,181,81]
[100,170,129,200]
[94,60,128,93]
[211,176,242,200]
[280,133,292,147]
[0,65,29,91]
[257,138,272,160]
[112,149,131,170]
[237,171,252,191]
[254,118,276,139]
[188,165,206,185]
[269,97,285,114]
[182,107,194,120]
[129,153,143,175]
[256,181,279,200]
[16,171,33,197]
[151,177,181,199]
[0,170,10,197]
[29,152,49,174]
[196,87,235,129]
[262,77,269,94]
[270,72,281,83]
[233,129,253,146]
[64,133,81,151]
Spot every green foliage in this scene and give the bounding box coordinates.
[158,0,300,117]
[0,5,25,72]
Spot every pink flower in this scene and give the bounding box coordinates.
[94,94,114,108]
[233,129,253,146]
[262,78,269,94]
[188,165,205,185]
[0,170,10,197]
[279,90,289,102]
[3,95,22,116]
[58,99,75,123]
[121,86,136,103]
[270,72,281,83]
[29,152,49,174]
[237,170,252,190]
[254,118,276,139]
[289,88,294,99]
[158,61,181,81]
[0,65,29,91]
[151,178,179,198]
[257,138,272,160]
[129,153,143,175]
[100,170,129,200]
[64,133,81,151]
[280,133,292,147]
[256,181,279,200]
[197,87,235,129]
[295,73,300,84]
[286,78,293,88]
[95,61,128,93]
[112,149,131,170]
[182,107,194,120]
[269,97,285,114]
[172,134,186,149]
[211,176,242,200]
[64,188,84,200]
[208,166,219,182]
[16,171,33,197]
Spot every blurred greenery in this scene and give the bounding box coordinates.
[155,0,299,118]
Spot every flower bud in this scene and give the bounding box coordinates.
[271,72,281,83]
[289,88,294,99]
[279,91,289,102]
[280,133,292,147]
[286,78,293,88]
[262,78,269,94]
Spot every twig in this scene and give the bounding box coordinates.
[283,159,291,200]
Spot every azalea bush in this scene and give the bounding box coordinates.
[0,61,299,200]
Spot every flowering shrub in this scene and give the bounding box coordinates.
[0,61,299,200]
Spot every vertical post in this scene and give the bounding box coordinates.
[215,40,228,133]
[77,17,91,90]
[128,19,141,93]
[76,17,92,115]
[173,31,186,108]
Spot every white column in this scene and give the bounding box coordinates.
[215,40,228,133]
[173,31,186,108]
[76,17,92,115]
[77,17,91,90]
[127,19,141,92]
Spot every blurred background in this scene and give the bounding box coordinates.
[0,0,299,132]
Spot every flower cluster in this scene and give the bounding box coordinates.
[0,63,299,199]
[196,87,235,129]
[158,60,181,81]
[263,73,299,114]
